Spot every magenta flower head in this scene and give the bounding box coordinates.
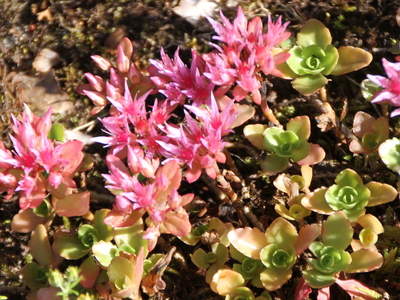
[204,6,290,104]
[367,58,400,117]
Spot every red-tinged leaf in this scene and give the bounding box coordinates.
[295,278,312,300]
[29,224,53,267]
[79,256,101,289]
[317,286,330,300]
[163,210,191,237]
[297,143,326,166]
[36,287,62,300]
[228,227,268,259]
[11,208,54,233]
[335,279,382,300]
[54,140,84,175]
[103,208,145,228]
[294,223,321,255]
[55,191,90,217]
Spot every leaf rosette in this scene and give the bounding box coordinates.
[243,116,325,174]
[325,169,370,222]
[278,19,372,95]
[307,242,352,274]
[303,241,352,288]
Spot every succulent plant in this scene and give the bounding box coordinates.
[302,169,397,222]
[278,19,372,95]
[244,116,325,174]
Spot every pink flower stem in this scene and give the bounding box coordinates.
[261,96,281,127]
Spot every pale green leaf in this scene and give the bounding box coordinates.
[330,46,372,75]
[297,19,332,48]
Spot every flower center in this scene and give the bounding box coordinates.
[388,80,400,94]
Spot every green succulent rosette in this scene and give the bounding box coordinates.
[303,241,352,288]
[261,116,311,174]
[325,169,370,222]
[285,19,338,95]
[279,19,372,95]
[260,244,297,271]
[263,128,310,160]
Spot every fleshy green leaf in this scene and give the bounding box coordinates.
[319,45,339,75]
[228,287,255,300]
[92,241,117,268]
[260,155,289,175]
[48,123,65,142]
[343,249,383,273]
[244,124,268,150]
[290,140,310,162]
[286,116,311,141]
[260,267,292,291]
[52,234,90,260]
[287,46,309,75]
[302,268,336,289]
[302,188,335,215]
[215,243,229,267]
[308,242,352,274]
[233,258,263,280]
[265,217,298,248]
[322,212,353,251]
[20,262,47,289]
[107,256,135,291]
[263,127,285,151]
[330,46,372,75]
[78,224,99,248]
[113,219,144,247]
[360,79,382,101]
[260,244,296,270]
[292,74,328,95]
[33,199,52,218]
[334,169,363,187]
[365,182,397,206]
[296,19,332,49]
[192,248,210,269]
[93,209,114,242]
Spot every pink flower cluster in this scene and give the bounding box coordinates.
[87,48,236,237]
[0,105,85,210]
[76,38,153,115]
[204,6,290,104]
[148,48,215,107]
[103,155,193,240]
[76,6,291,239]
[368,58,400,117]
[148,7,290,107]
